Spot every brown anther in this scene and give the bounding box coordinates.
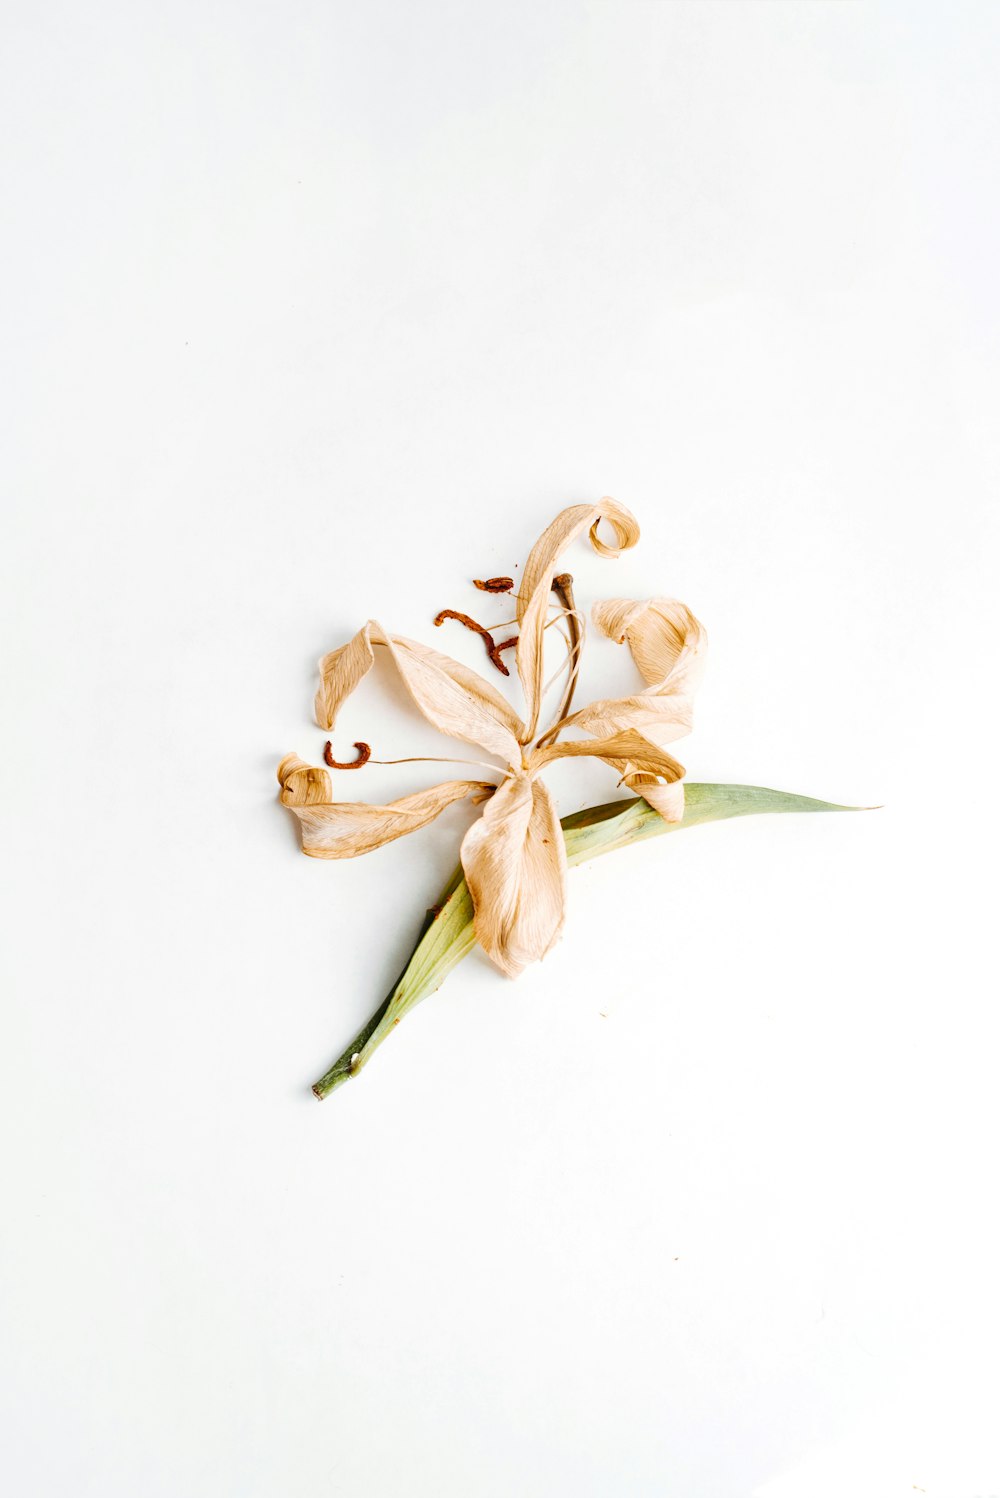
[323,740,371,769]
[473,576,514,593]
[434,608,512,676]
[434,608,479,630]
[487,636,519,674]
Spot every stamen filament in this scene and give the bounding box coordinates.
[367,754,503,774]
[536,574,583,745]
[541,621,574,697]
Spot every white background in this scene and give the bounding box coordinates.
[3,3,998,1495]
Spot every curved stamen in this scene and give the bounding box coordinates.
[434,578,582,693]
[434,608,512,676]
[323,741,372,770]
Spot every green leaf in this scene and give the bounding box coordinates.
[311,784,864,1098]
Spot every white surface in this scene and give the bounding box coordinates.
[3,3,999,1494]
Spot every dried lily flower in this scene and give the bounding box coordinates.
[278,499,870,1097]
[280,500,705,977]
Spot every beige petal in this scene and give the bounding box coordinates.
[516,500,639,740]
[278,753,493,860]
[314,628,378,734]
[315,620,523,765]
[625,774,686,822]
[553,694,694,748]
[459,772,567,978]
[548,596,706,749]
[528,732,689,824]
[599,750,687,824]
[528,729,688,781]
[591,596,706,696]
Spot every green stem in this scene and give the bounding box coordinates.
[311,783,864,1099]
[311,865,474,1099]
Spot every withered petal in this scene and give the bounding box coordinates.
[459,773,567,978]
[278,753,494,860]
[315,620,524,765]
[515,500,639,740]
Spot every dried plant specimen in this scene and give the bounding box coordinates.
[277,499,867,1098]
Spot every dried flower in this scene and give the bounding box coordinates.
[277,498,871,1098]
[279,500,705,977]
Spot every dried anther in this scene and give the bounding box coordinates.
[473,576,514,593]
[434,608,513,676]
[323,740,372,769]
[433,608,484,632]
[486,644,514,676]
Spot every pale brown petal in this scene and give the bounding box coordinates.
[532,593,702,823]
[314,627,378,733]
[528,734,689,824]
[547,597,706,750]
[602,751,687,823]
[278,753,493,860]
[382,632,524,764]
[459,773,567,977]
[551,693,694,748]
[591,596,706,697]
[516,500,639,740]
[625,774,686,822]
[528,730,688,780]
[315,620,523,764]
